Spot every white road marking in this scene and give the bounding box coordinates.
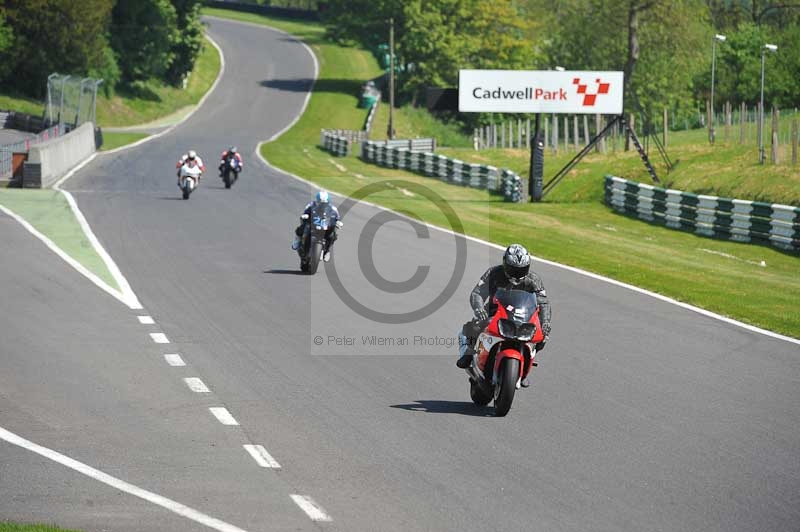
[290,494,332,522]
[138,315,155,325]
[0,425,251,532]
[243,444,281,469]
[184,377,210,393]
[0,204,133,309]
[150,333,169,344]
[55,189,143,310]
[164,354,186,367]
[209,407,238,426]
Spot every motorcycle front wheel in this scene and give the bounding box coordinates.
[307,240,323,275]
[494,358,520,417]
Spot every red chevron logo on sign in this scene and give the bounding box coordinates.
[573,78,611,106]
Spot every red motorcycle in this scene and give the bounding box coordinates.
[463,288,545,416]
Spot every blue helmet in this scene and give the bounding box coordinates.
[315,190,330,204]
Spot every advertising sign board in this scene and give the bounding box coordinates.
[459,70,623,114]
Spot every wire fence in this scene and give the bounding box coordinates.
[46,73,103,129]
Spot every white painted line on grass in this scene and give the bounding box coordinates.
[0,203,133,309]
[184,377,210,393]
[138,315,155,325]
[243,444,281,469]
[209,407,238,426]
[150,333,169,344]
[56,189,143,310]
[290,495,332,522]
[0,425,251,532]
[164,354,186,367]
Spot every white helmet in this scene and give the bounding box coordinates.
[188,150,197,160]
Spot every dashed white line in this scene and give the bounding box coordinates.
[184,377,210,393]
[290,494,332,522]
[138,315,155,325]
[243,444,281,469]
[150,333,169,344]
[209,407,239,426]
[164,354,186,366]
[0,425,251,532]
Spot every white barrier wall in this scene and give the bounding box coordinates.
[27,122,96,187]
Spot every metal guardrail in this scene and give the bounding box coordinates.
[360,141,526,202]
[604,175,800,251]
[373,137,436,153]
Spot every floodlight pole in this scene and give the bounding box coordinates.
[709,34,726,144]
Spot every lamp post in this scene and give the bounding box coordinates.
[387,17,395,140]
[759,43,778,164]
[709,33,726,144]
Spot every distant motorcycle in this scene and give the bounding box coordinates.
[221,155,240,189]
[179,161,202,200]
[297,203,335,274]
[462,288,545,416]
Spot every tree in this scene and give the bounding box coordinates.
[0,0,115,98]
[166,0,206,86]
[0,11,15,81]
[111,0,177,83]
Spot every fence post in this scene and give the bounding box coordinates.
[792,120,798,165]
[725,101,731,141]
[771,107,778,164]
[740,102,746,144]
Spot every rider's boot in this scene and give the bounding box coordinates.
[456,333,474,368]
[291,237,300,250]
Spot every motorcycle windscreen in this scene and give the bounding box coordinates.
[494,288,538,323]
[309,204,333,230]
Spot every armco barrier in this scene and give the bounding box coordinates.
[25,122,96,188]
[604,175,800,252]
[320,130,351,157]
[361,140,526,202]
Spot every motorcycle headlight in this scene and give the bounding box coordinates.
[515,323,536,342]
[498,319,516,339]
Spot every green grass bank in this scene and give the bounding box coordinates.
[225,9,800,338]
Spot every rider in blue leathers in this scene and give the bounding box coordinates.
[291,190,342,262]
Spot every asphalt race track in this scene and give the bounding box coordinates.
[1,16,799,532]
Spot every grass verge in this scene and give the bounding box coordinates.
[0,523,81,532]
[0,34,220,132]
[95,35,220,128]
[0,189,119,291]
[99,131,150,151]
[212,8,800,338]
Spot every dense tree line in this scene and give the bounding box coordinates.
[0,0,205,99]
[323,0,800,127]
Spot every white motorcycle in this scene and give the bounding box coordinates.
[179,162,202,200]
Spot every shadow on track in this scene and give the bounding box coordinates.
[390,400,492,417]
[264,268,305,275]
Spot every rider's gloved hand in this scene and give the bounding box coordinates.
[301,214,309,220]
[474,308,488,322]
[335,220,344,229]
